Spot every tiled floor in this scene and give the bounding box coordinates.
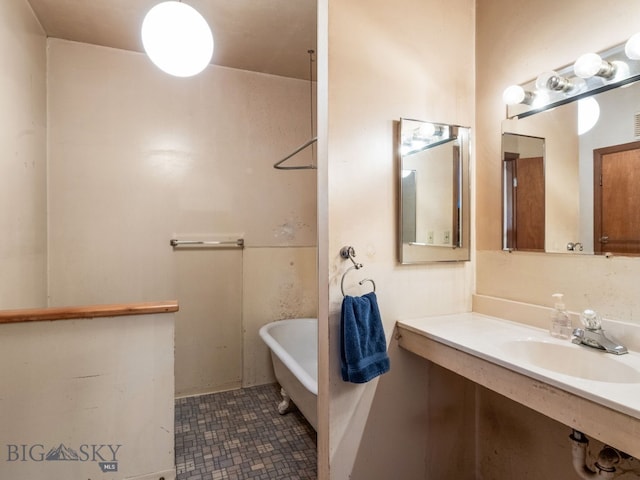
[175,384,317,480]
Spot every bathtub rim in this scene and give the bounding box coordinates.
[259,317,318,396]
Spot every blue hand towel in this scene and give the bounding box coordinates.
[340,292,390,383]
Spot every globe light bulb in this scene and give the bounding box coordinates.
[142,1,214,77]
[418,123,436,138]
[574,53,614,79]
[536,71,559,91]
[536,70,576,92]
[611,60,630,81]
[625,32,640,60]
[502,85,526,105]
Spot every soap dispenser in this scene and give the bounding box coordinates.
[550,293,571,339]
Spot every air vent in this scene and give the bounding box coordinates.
[635,112,640,138]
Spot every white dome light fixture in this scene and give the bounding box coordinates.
[141,1,214,77]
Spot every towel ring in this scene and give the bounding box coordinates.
[359,278,376,293]
[340,245,377,296]
[341,265,376,296]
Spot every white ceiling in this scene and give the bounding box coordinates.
[27,0,317,80]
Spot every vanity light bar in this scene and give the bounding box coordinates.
[504,39,640,119]
[400,124,458,156]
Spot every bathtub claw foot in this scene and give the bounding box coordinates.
[278,387,294,415]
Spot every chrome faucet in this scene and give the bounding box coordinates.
[572,309,628,355]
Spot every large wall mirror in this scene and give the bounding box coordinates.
[501,41,640,256]
[398,118,470,263]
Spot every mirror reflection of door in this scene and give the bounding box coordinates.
[401,170,417,243]
[452,145,461,247]
[594,141,640,255]
[504,153,545,251]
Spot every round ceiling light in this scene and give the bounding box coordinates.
[141,1,214,77]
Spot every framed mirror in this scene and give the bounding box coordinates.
[502,75,640,256]
[398,118,470,264]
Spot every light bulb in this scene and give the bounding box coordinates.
[417,123,436,138]
[574,53,614,79]
[625,32,640,60]
[536,71,574,92]
[611,60,630,81]
[502,85,526,105]
[142,1,214,77]
[536,71,556,90]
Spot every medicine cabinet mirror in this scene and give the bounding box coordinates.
[398,118,470,264]
[501,41,640,256]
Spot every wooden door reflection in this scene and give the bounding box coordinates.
[594,141,640,255]
[504,154,545,251]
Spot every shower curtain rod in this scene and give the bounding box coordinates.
[273,137,318,170]
[273,49,317,170]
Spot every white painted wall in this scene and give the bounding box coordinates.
[320,0,475,477]
[0,0,47,309]
[46,39,318,396]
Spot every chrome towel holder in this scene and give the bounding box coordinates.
[339,246,376,297]
[170,238,244,248]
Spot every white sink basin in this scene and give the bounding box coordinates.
[501,339,640,383]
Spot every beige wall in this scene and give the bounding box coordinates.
[476,0,640,478]
[0,313,176,480]
[46,39,318,396]
[243,246,318,388]
[320,0,475,477]
[0,0,47,309]
[1,5,175,479]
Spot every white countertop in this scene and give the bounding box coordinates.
[397,312,640,420]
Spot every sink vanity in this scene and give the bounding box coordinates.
[396,312,640,459]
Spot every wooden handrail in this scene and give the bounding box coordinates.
[0,300,179,324]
